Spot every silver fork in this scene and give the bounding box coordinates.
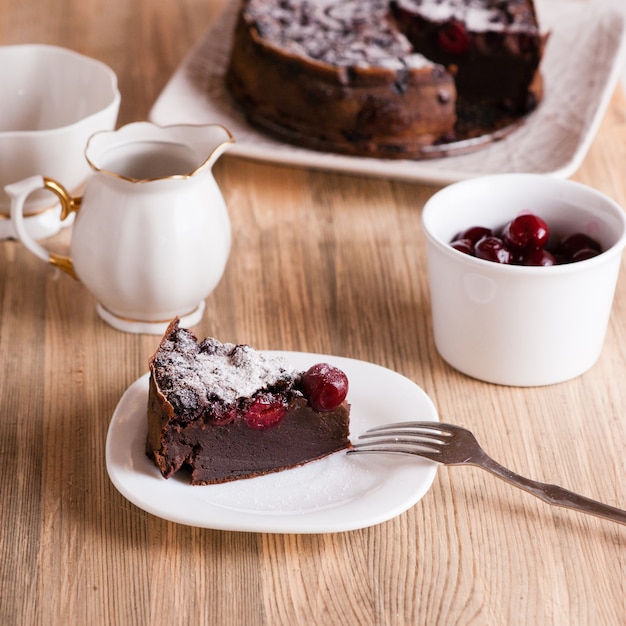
[347,421,626,526]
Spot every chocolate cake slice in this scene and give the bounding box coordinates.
[146,319,351,485]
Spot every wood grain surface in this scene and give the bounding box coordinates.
[1,1,625,624]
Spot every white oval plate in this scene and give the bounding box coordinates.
[106,352,439,533]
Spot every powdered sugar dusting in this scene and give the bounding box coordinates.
[153,326,296,406]
[245,0,434,69]
[393,0,535,33]
[243,0,538,70]
[194,346,294,404]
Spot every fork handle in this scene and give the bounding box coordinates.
[476,454,626,526]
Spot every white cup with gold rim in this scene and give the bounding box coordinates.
[0,44,120,240]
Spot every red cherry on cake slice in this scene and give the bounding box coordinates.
[244,393,287,430]
[437,19,471,55]
[301,363,349,412]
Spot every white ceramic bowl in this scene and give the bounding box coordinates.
[422,174,626,386]
[0,44,120,239]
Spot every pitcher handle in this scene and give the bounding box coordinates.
[5,175,81,279]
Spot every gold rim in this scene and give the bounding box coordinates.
[85,123,235,184]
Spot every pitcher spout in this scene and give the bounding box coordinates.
[179,123,236,171]
[85,121,235,182]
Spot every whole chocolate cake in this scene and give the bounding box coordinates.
[226,0,545,159]
[146,319,351,485]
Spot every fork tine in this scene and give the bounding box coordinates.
[357,421,450,444]
[347,444,442,460]
[353,436,441,448]
[361,421,451,436]
[347,421,450,461]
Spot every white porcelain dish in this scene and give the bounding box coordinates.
[0,44,120,239]
[149,0,626,185]
[422,174,626,386]
[6,122,233,335]
[105,352,439,533]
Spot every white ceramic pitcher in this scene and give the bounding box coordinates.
[6,122,234,334]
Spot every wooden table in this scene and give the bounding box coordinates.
[1,1,625,624]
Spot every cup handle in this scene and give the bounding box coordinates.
[5,175,81,279]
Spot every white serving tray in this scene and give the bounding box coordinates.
[150,0,626,185]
